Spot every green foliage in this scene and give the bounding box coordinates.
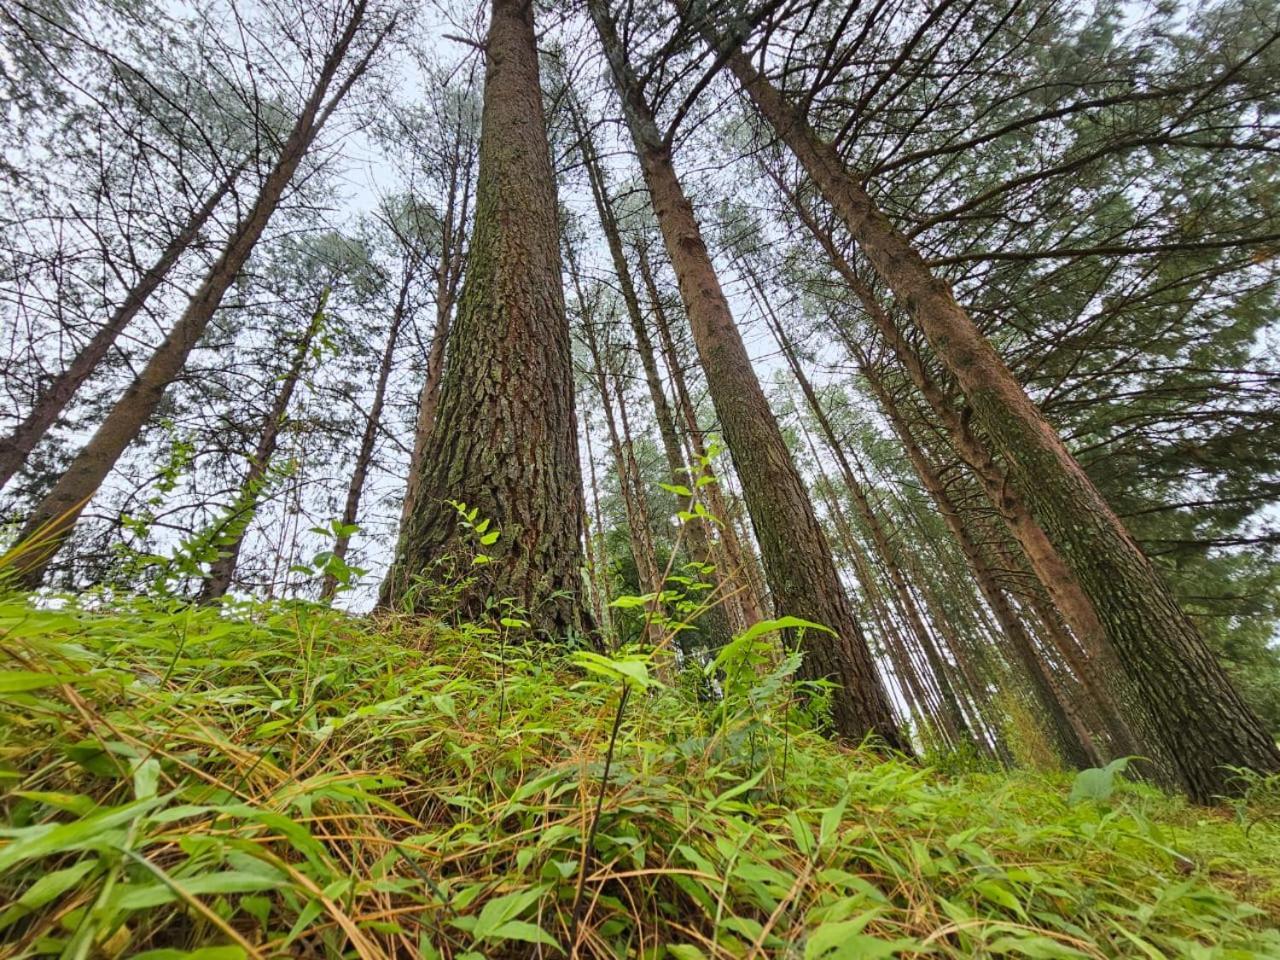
[0,595,1277,958]
[1069,757,1134,805]
[290,521,368,595]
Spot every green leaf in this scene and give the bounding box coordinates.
[110,870,288,911]
[463,885,547,940]
[0,670,68,695]
[987,934,1090,958]
[805,914,904,959]
[571,651,658,690]
[0,796,164,872]
[667,947,709,960]
[707,768,766,812]
[488,920,561,948]
[1069,757,1132,805]
[133,757,161,800]
[819,792,850,851]
[130,949,247,960]
[0,859,97,931]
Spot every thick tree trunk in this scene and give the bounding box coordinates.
[9,1,379,588]
[322,276,411,600]
[591,0,904,750]
[384,0,586,635]
[199,301,323,602]
[0,162,242,492]
[722,40,1280,798]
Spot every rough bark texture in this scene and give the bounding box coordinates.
[723,40,1280,799]
[199,305,322,603]
[0,162,241,492]
[591,0,904,750]
[384,0,586,636]
[10,1,377,587]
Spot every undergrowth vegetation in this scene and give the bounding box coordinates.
[1,593,1278,958]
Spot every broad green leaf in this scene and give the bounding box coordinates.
[0,859,97,931]
[110,870,288,911]
[469,885,547,940]
[488,919,560,948]
[1068,757,1132,805]
[0,796,164,872]
[0,670,69,695]
[133,757,162,800]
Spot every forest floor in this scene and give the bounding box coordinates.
[1,592,1278,959]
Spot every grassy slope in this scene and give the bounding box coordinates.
[0,594,1277,959]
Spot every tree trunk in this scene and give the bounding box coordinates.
[199,299,324,602]
[721,39,1280,798]
[806,234,1141,762]
[322,275,412,600]
[384,0,586,636]
[767,310,973,749]
[571,103,734,648]
[638,245,764,631]
[576,277,664,645]
[0,161,243,492]
[590,0,904,750]
[10,0,381,588]
[857,351,1100,768]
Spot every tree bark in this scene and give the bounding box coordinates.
[720,37,1280,798]
[384,0,586,636]
[590,0,904,750]
[10,0,382,587]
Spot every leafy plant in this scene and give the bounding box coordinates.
[1069,756,1134,805]
[0,594,1276,958]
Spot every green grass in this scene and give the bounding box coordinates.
[1,592,1278,959]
